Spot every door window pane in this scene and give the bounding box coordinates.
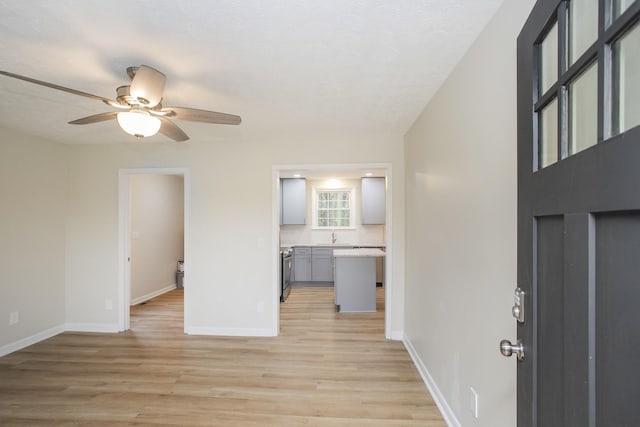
[613,22,640,135]
[540,22,559,95]
[613,0,636,19]
[569,0,598,64]
[540,98,559,169]
[569,63,598,154]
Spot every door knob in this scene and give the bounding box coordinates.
[499,339,525,360]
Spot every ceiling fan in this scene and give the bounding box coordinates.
[0,65,241,142]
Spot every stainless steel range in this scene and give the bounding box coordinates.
[280,248,292,302]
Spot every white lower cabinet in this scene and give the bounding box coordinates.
[293,247,311,281]
[292,246,334,283]
[311,247,333,282]
[292,245,384,285]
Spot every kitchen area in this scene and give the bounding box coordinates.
[279,170,386,313]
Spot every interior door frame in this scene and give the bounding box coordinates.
[117,167,190,332]
[272,163,394,339]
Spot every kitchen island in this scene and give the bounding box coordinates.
[333,248,385,312]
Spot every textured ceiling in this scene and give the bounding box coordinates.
[0,0,503,144]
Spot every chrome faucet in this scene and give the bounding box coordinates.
[331,230,337,244]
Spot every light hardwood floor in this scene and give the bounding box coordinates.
[0,286,446,426]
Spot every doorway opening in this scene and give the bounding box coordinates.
[118,168,190,332]
[272,163,393,339]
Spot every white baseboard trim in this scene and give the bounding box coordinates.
[131,284,177,306]
[185,326,275,337]
[390,330,404,341]
[0,324,65,357]
[64,323,120,333]
[403,336,461,427]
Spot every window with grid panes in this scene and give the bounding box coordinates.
[534,0,640,170]
[314,188,353,228]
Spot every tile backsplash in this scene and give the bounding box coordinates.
[280,225,385,246]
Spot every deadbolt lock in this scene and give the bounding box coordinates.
[512,287,525,323]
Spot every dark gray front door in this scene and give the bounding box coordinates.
[516,1,640,426]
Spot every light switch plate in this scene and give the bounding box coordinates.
[9,311,19,325]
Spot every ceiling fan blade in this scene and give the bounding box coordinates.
[158,117,189,142]
[0,70,117,106]
[130,65,166,108]
[68,111,118,125]
[160,106,242,125]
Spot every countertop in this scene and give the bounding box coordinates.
[333,248,386,257]
[282,243,386,249]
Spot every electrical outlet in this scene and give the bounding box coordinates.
[9,311,19,325]
[470,387,479,418]
[105,299,113,310]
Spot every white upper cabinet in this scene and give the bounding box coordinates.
[281,178,306,225]
[361,177,385,225]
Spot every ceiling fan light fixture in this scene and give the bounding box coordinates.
[1,66,241,142]
[116,110,161,138]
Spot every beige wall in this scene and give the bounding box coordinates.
[403,1,535,426]
[130,174,184,304]
[63,132,405,336]
[0,129,68,353]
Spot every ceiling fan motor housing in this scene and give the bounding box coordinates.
[116,85,152,107]
[116,85,134,105]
